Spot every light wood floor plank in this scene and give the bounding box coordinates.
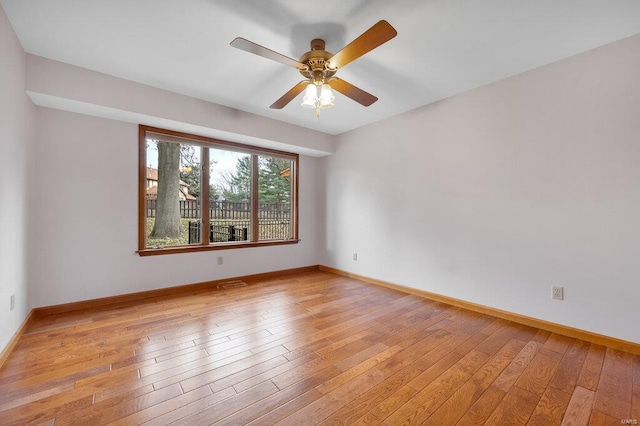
[561,385,596,426]
[423,337,526,425]
[456,385,506,425]
[594,348,633,419]
[0,270,636,425]
[528,385,572,426]
[384,349,490,424]
[484,385,540,425]
[577,343,607,391]
[550,338,590,394]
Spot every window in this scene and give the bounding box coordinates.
[138,126,298,255]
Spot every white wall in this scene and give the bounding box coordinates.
[0,5,35,350]
[30,107,321,307]
[25,54,335,158]
[322,34,640,344]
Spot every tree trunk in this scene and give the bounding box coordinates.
[150,141,181,238]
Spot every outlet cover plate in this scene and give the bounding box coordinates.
[552,286,564,300]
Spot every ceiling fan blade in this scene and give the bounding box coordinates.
[270,81,309,109]
[327,20,397,70]
[230,37,307,70]
[329,78,378,107]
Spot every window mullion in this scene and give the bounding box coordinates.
[251,154,259,242]
[292,159,298,240]
[200,148,210,246]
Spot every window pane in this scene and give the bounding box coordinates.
[145,139,201,248]
[209,148,252,242]
[258,155,292,240]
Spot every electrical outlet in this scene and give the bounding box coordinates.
[10,294,15,311]
[552,286,564,300]
[217,256,224,265]
[352,253,358,261]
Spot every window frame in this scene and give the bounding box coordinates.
[138,125,299,256]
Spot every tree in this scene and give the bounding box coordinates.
[258,157,291,203]
[179,165,200,198]
[150,141,181,238]
[180,163,219,201]
[221,156,290,203]
[222,156,251,201]
[150,140,224,241]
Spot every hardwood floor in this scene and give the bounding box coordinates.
[0,270,638,425]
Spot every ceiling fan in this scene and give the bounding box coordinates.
[230,20,397,115]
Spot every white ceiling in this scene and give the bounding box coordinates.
[3,0,640,135]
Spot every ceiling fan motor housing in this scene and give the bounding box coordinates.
[299,38,336,84]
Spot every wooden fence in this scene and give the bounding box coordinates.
[145,199,290,220]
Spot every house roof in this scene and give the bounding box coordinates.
[145,185,197,201]
[146,167,158,181]
[146,167,190,188]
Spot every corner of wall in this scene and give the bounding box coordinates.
[0,4,37,354]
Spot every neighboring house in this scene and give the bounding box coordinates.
[145,167,197,201]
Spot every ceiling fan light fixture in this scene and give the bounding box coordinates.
[301,83,318,108]
[319,84,335,108]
